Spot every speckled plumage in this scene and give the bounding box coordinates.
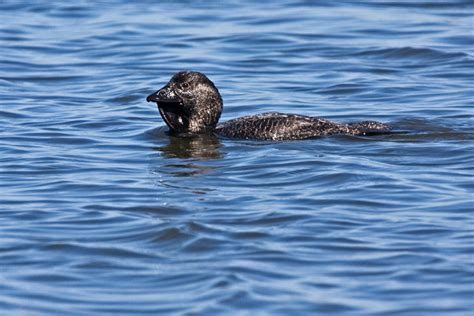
[147,71,390,140]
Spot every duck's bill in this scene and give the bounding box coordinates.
[146,86,181,103]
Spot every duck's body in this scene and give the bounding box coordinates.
[216,112,388,140]
[146,71,390,140]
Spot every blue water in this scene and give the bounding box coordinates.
[1,1,473,315]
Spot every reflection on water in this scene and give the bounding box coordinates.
[160,162,216,178]
[154,132,223,160]
[149,131,223,179]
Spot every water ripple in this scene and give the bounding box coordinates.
[1,0,473,315]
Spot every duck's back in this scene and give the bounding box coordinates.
[215,112,390,140]
[215,112,339,140]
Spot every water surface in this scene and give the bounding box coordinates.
[1,1,473,315]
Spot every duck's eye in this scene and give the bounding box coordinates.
[180,82,189,89]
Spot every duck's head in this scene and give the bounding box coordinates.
[147,71,223,134]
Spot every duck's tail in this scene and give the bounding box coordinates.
[347,121,391,136]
